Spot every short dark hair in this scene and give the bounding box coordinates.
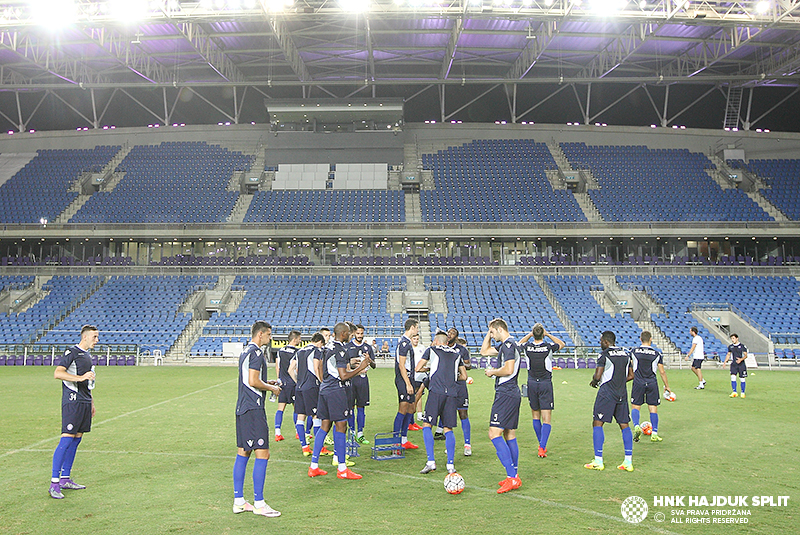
[640,331,652,343]
[355,324,365,331]
[601,330,616,345]
[532,324,544,340]
[288,330,302,343]
[730,333,739,339]
[447,327,459,337]
[251,321,272,338]
[81,325,98,336]
[311,332,325,343]
[346,321,357,333]
[691,326,698,335]
[320,327,331,334]
[404,318,418,331]
[489,318,508,331]
[333,322,350,339]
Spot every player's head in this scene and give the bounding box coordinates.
[404,318,419,336]
[310,332,325,346]
[333,322,350,342]
[320,327,331,343]
[730,333,738,343]
[488,318,508,341]
[410,333,420,346]
[355,324,366,343]
[287,330,302,346]
[251,321,272,345]
[532,323,544,341]
[446,327,459,345]
[640,331,652,344]
[690,326,698,335]
[434,330,448,346]
[600,330,616,349]
[346,321,357,334]
[80,325,99,349]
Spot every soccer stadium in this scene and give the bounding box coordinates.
[1,1,800,533]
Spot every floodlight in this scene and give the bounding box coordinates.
[339,0,369,11]
[30,0,78,29]
[756,1,769,14]
[545,0,554,5]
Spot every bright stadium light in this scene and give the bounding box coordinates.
[29,0,78,29]
[339,0,369,11]
[109,0,150,21]
[756,0,769,13]
[590,0,626,12]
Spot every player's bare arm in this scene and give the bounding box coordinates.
[590,366,604,388]
[398,355,413,394]
[480,332,499,356]
[486,357,515,378]
[415,357,428,373]
[54,365,95,383]
[658,363,671,392]
[545,330,566,351]
[249,368,281,395]
[458,365,467,382]
[288,359,298,383]
[685,343,697,361]
[338,357,371,382]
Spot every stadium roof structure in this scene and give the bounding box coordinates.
[1,0,800,132]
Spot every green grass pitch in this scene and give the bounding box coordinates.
[1,366,797,534]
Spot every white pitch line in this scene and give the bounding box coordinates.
[0,379,235,461]
[14,447,682,535]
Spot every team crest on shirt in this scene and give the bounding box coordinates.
[597,413,604,419]
[505,342,512,348]
[258,439,264,446]
[247,440,253,447]
[67,424,73,431]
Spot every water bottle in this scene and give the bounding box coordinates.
[88,365,96,390]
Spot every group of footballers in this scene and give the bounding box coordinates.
[48,318,752,519]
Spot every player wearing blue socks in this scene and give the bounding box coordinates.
[518,323,565,458]
[393,318,420,451]
[50,325,98,499]
[631,331,671,443]
[723,334,748,399]
[274,331,300,442]
[347,324,376,444]
[308,322,373,479]
[585,331,635,472]
[233,321,282,517]
[447,329,473,456]
[289,332,330,457]
[417,331,468,475]
[480,318,523,494]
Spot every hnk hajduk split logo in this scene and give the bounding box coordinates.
[621,496,649,523]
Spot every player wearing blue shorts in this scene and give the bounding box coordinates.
[233,321,282,517]
[517,323,565,458]
[630,331,671,443]
[346,324,376,444]
[393,318,420,450]
[417,331,468,475]
[274,330,300,442]
[447,328,473,456]
[308,322,372,480]
[288,332,330,457]
[480,318,523,494]
[723,334,748,398]
[49,325,98,499]
[585,331,635,472]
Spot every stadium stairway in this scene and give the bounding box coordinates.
[227,193,254,223]
[9,276,50,313]
[31,276,107,344]
[405,191,422,222]
[545,140,604,222]
[634,318,682,363]
[746,191,790,222]
[534,275,583,345]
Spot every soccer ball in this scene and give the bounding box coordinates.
[444,472,465,495]
[640,421,652,435]
[664,390,676,402]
